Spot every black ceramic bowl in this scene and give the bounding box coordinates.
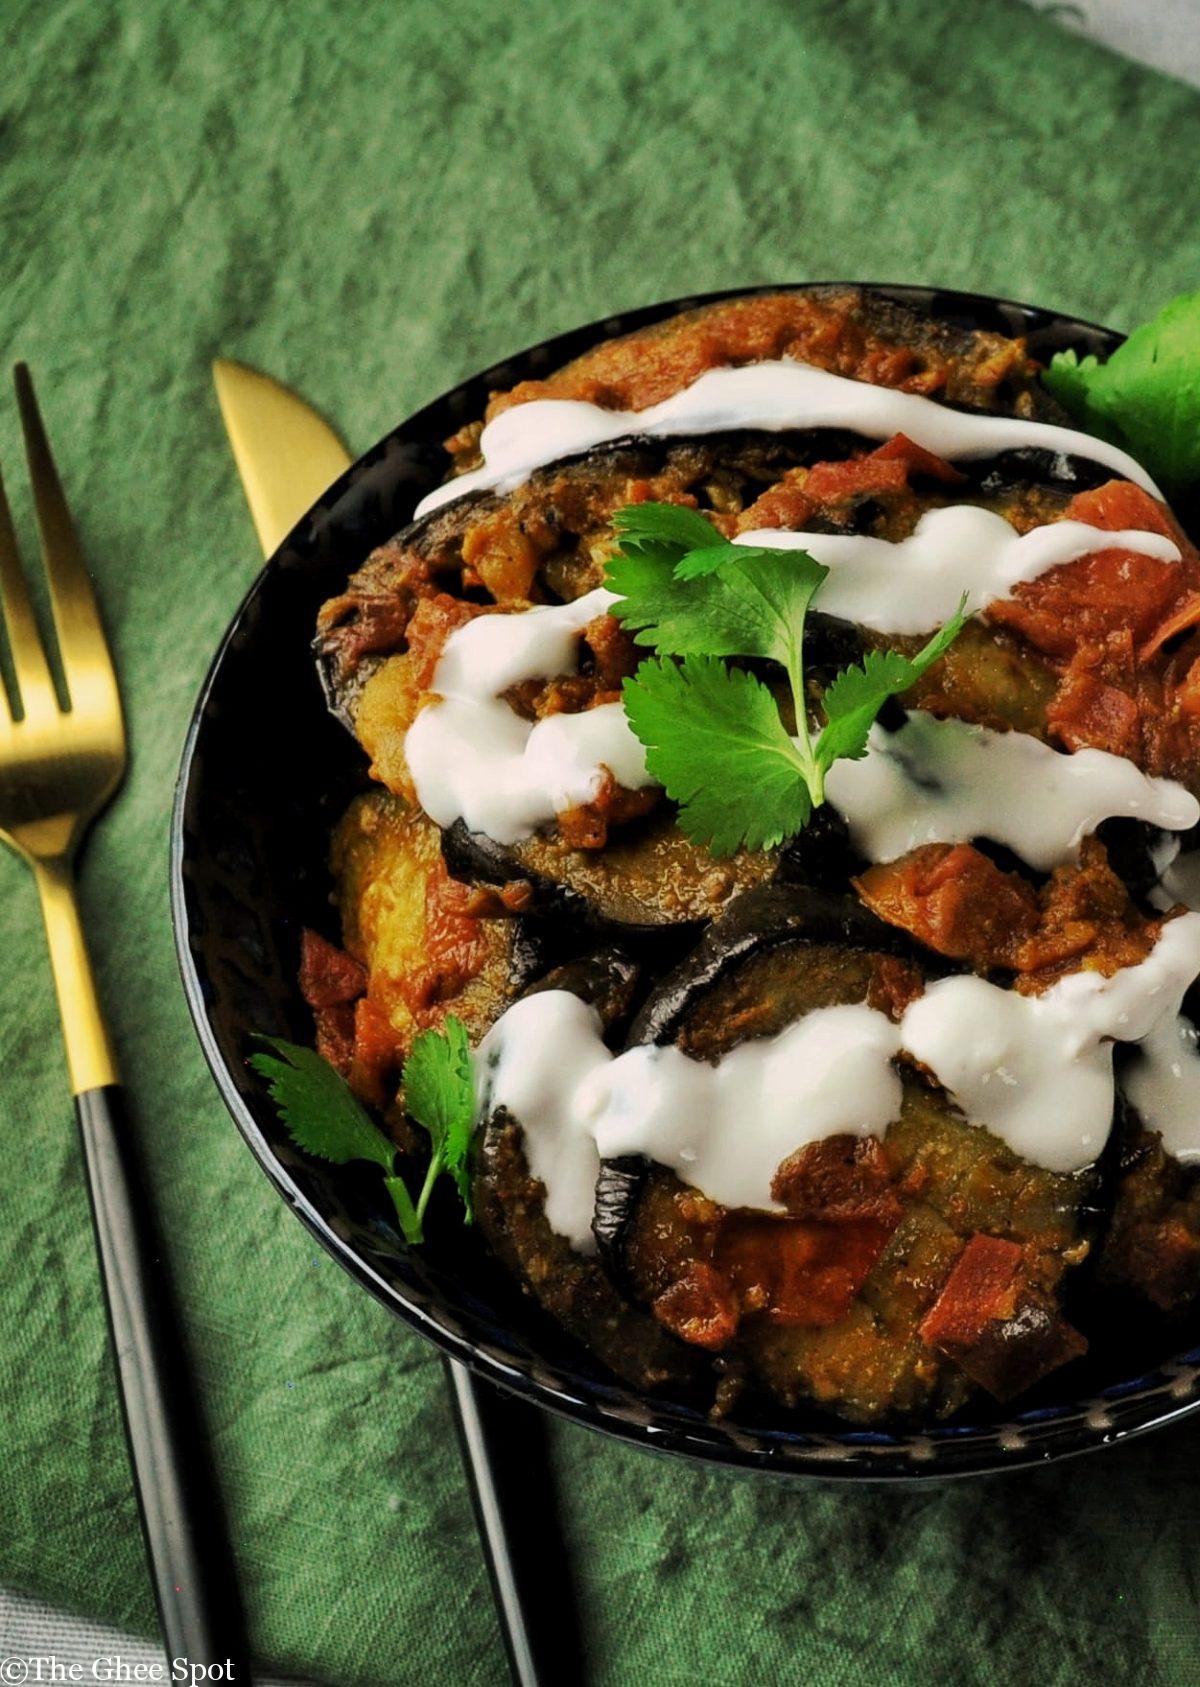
[171,283,1200,1480]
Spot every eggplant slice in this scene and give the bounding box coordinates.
[316,422,1120,929]
[447,284,1069,476]
[596,885,1093,1425]
[472,949,706,1392]
[330,789,559,1055]
[441,809,777,931]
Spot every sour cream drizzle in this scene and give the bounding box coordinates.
[404,603,1198,864]
[478,914,1200,1247]
[734,507,1179,636]
[415,357,1160,518]
[826,714,1199,871]
[412,350,1200,1232]
[403,588,655,844]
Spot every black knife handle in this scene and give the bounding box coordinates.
[75,1085,251,1678]
[443,1356,584,1686]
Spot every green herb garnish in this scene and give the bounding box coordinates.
[1043,289,1200,495]
[607,503,967,855]
[250,1015,477,1244]
[401,1015,476,1225]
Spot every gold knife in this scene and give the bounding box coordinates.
[212,359,351,553]
[212,359,561,1687]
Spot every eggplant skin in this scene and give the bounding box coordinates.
[459,285,1068,453]
[1094,1106,1200,1316]
[471,945,710,1395]
[595,884,919,1267]
[473,1111,708,1394]
[442,819,598,928]
[442,809,777,934]
[593,1155,651,1265]
[520,943,641,1022]
[627,883,920,1048]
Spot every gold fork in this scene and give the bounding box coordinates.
[0,367,246,1676]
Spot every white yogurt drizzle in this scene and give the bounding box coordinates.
[409,351,1200,1228]
[415,357,1160,518]
[404,546,1191,854]
[734,507,1179,636]
[478,914,1200,1246]
[405,607,1198,866]
[403,587,655,844]
[826,713,1199,872]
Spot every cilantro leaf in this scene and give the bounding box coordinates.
[606,503,969,855]
[607,539,828,669]
[816,600,969,767]
[1043,290,1200,492]
[403,1014,477,1221]
[250,1038,397,1172]
[249,1037,422,1240]
[674,542,751,581]
[611,501,722,565]
[622,656,812,854]
[251,1020,479,1245]
[1041,350,1120,443]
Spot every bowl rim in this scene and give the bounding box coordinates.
[170,279,1200,1480]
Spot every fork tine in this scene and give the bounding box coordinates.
[13,363,121,724]
[0,459,58,722]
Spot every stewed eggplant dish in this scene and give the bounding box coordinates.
[260,284,1200,1427]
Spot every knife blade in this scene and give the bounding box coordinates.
[212,358,352,555]
[212,361,574,1686]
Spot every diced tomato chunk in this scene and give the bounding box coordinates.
[313,1001,355,1077]
[299,929,366,1009]
[870,432,965,482]
[403,593,480,693]
[919,1233,1022,1350]
[920,1234,1088,1400]
[653,1263,740,1350]
[856,844,1039,971]
[1046,667,1142,758]
[804,434,963,505]
[1068,480,1179,540]
[397,860,487,1021]
[348,997,404,1110]
[716,1214,897,1329]
[988,480,1194,661]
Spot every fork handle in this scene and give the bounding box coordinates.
[76,1084,251,1678]
[444,1358,585,1687]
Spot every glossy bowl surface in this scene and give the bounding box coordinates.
[171,282,1200,1479]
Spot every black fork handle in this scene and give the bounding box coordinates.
[443,1356,584,1686]
[76,1085,251,1679]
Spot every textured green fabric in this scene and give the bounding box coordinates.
[3,0,1200,1682]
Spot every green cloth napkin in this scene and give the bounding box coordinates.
[4,0,1200,1680]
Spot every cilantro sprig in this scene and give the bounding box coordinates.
[250,1015,477,1244]
[1043,289,1200,495]
[607,503,967,855]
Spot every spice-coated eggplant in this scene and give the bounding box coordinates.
[319,789,566,1119]
[471,947,707,1392]
[440,809,777,932]
[313,401,1131,931]
[595,885,1093,1424]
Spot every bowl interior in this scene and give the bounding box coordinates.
[171,282,1200,1478]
